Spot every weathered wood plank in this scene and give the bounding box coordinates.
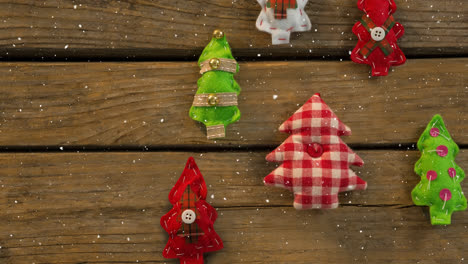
[0,151,466,262]
[0,59,466,147]
[2,207,467,263]
[1,151,466,214]
[0,0,466,59]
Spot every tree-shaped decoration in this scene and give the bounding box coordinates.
[350,0,406,76]
[161,157,223,263]
[411,115,466,225]
[264,93,367,209]
[255,0,311,44]
[189,29,241,139]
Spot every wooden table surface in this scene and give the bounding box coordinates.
[0,1,467,263]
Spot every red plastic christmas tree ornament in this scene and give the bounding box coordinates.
[265,93,367,209]
[161,157,223,264]
[350,0,406,76]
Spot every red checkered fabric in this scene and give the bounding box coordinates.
[267,0,298,19]
[265,94,367,209]
[177,185,202,243]
[279,94,352,136]
[161,157,223,264]
[358,15,396,58]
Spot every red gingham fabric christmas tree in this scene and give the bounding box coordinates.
[264,94,367,209]
[161,157,223,264]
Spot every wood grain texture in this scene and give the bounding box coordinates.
[0,0,466,59]
[0,58,466,147]
[0,151,466,263]
[1,1,466,264]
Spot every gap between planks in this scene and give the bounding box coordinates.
[2,50,467,63]
[1,143,467,153]
[0,143,423,153]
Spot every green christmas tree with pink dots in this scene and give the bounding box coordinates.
[412,114,466,225]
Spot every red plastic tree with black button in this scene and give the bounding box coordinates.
[350,0,406,76]
[161,157,223,264]
[264,93,367,209]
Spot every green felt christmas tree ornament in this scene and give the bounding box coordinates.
[189,29,241,139]
[412,114,466,225]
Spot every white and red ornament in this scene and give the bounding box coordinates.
[264,93,367,209]
[256,0,311,45]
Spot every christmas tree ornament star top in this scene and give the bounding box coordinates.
[265,94,367,209]
[411,115,466,225]
[212,29,224,39]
